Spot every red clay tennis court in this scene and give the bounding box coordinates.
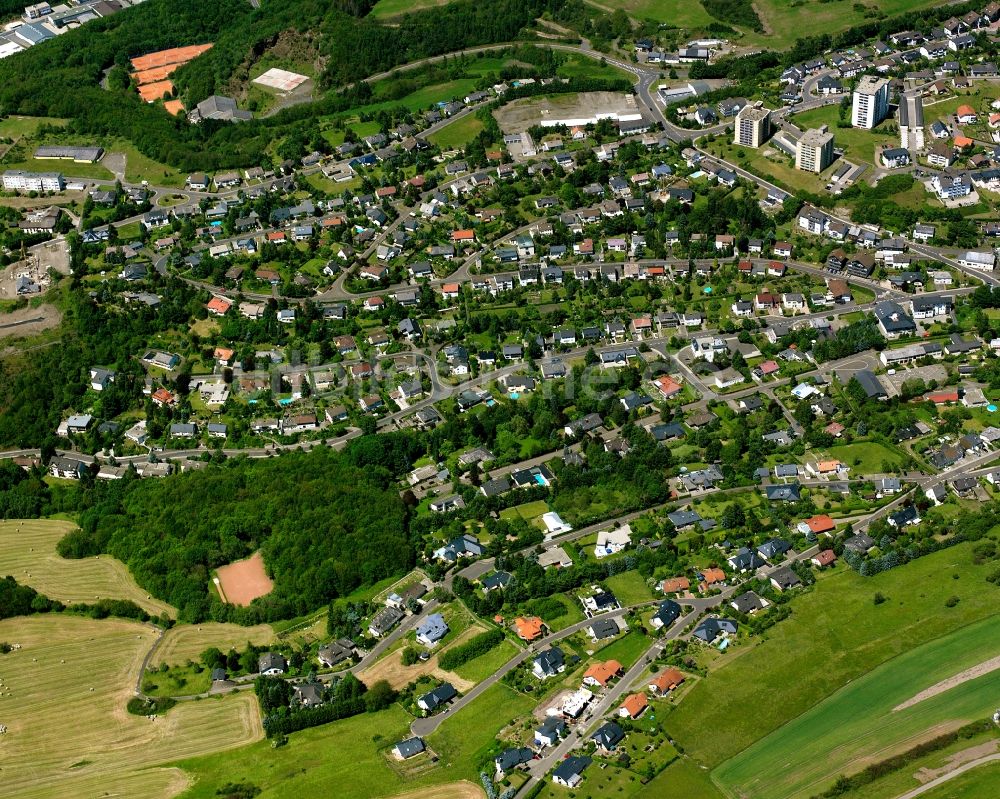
[215,551,274,606]
[130,43,213,73]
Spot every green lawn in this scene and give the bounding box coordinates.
[705,138,831,195]
[791,104,897,166]
[498,499,549,527]
[594,630,652,668]
[427,682,534,778]
[555,52,633,83]
[714,615,1000,799]
[0,115,67,138]
[141,664,211,698]
[604,570,656,606]
[171,636,530,799]
[428,114,484,149]
[667,542,1000,771]
[636,757,723,797]
[110,139,188,187]
[452,638,520,683]
[811,441,907,474]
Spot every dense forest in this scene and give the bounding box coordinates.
[55,448,411,622]
[0,0,558,171]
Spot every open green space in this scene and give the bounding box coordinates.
[604,569,656,606]
[705,137,830,195]
[593,630,652,667]
[667,542,1000,773]
[428,114,485,149]
[812,441,907,474]
[452,638,520,683]
[791,104,897,167]
[499,499,550,527]
[714,614,1000,799]
[636,757,724,797]
[0,116,67,138]
[370,0,453,18]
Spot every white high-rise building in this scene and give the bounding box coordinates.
[852,76,890,129]
[733,104,772,148]
[899,92,925,150]
[796,126,835,173]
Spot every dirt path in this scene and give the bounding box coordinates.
[915,740,1000,783]
[894,654,1000,712]
[894,753,1000,799]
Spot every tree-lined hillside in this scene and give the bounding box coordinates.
[56,448,411,622]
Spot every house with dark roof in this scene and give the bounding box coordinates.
[693,617,738,644]
[532,647,566,679]
[731,590,769,614]
[417,682,457,712]
[770,567,802,592]
[591,721,626,753]
[258,652,287,676]
[495,747,534,779]
[393,737,426,759]
[552,756,591,788]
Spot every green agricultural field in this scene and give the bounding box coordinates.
[667,543,1000,771]
[833,726,1000,799]
[0,519,176,617]
[428,114,485,149]
[603,0,947,49]
[0,615,262,799]
[714,615,1000,799]
[917,760,1000,799]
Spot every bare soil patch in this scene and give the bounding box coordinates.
[387,780,486,799]
[0,302,61,338]
[916,740,1000,783]
[214,551,274,606]
[358,625,482,691]
[894,654,1000,713]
